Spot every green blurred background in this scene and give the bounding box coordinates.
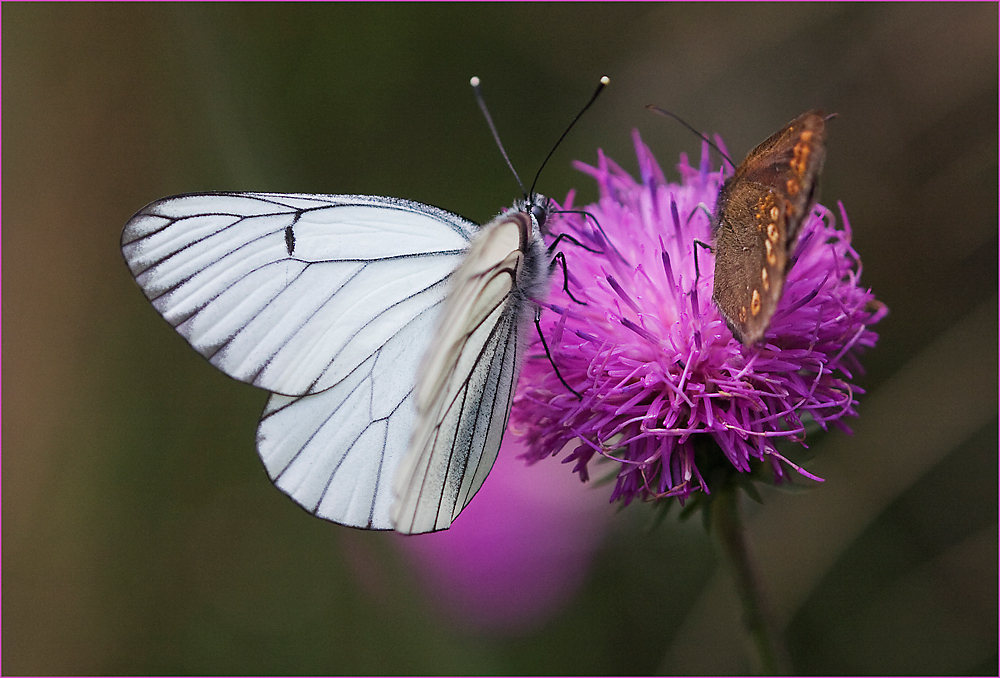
[5,3,996,674]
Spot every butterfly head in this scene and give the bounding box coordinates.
[522,193,553,233]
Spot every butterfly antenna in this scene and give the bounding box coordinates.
[528,76,610,199]
[646,105,736,171]
[471,76,527,199]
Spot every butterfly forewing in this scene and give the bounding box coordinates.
[712,111,828,344]
[729,111,827,244]
[413,216,523,411]
[122,193,474,396]
[392,211,536,534]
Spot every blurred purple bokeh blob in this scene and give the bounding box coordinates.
[395,436,612,633]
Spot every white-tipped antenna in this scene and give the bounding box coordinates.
[471,75,610,200]
[529,76,609,199]
[470,76,526,198]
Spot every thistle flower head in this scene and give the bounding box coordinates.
[512,130,886,507]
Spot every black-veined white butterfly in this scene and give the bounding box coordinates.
[121,77,608,534]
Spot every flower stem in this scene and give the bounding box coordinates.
[712,487,791,675]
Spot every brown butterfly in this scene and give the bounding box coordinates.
[712,110,831,345]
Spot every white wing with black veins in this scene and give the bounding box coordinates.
[122,192,475,529]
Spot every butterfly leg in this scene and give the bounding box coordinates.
[551,209,626,261]
[548,251,586,306]
[533,307,582,400]
[692,239,713,284]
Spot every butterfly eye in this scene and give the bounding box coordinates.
[531,202,547,229]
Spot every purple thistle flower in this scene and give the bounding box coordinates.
[512,130,887,507]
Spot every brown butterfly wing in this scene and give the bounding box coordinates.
[712,111,829,345]
[713,181,792,344]
[726,110,827,244]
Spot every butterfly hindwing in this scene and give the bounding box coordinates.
[713,182,791,345]
[256,303,443,530]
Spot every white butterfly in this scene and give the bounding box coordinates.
[121,190,551,534]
